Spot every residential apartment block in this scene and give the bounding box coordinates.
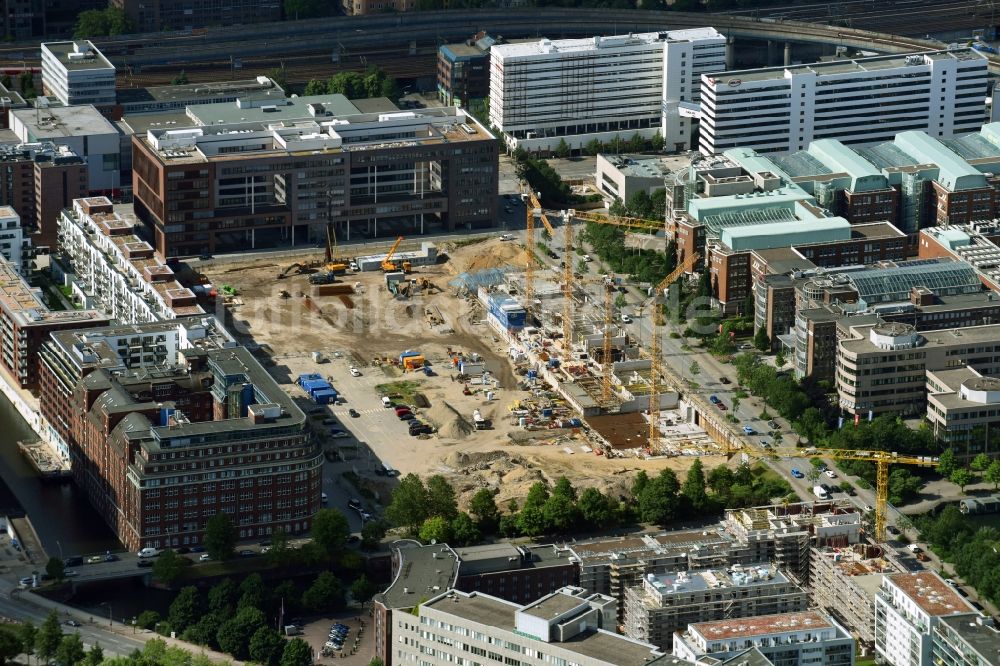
[622,564,809,649]
[55,197,203,323]
[926,366,1000,452]
[0,207,31,275]
[810,545,901,645]
[700,49,988,155]
[110,0,280,32]
[392,586,666,666]
[672,611,855,666]
[932,615,1000,666]
[41,332,320,551]
[875,572,981,666]
[132,105,498,258]
[0,142,88,249]
[489,29,724,153]
[40,41,116,108]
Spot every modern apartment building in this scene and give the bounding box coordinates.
[672,611,855,666]
[810,545,901,645]
[932,615,1000,666]
[438,35,495,107]
[392,586,667,666]
[0,254,108,390]
[489,29,725,153]
[56,197,203,322]
[700,49,988,155]
[836,320,1000,416]
[110,0,280,32]
[622,564,809,649]
[0,142,87,249]
[40,41,116,108]
[46,335,320,551]
[10,106,121,193]
[875,572,981,666]
[132,105,498,258]
[0,207,31,275]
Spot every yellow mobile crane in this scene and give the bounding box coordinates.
[381,235,410,273]
[761,446,938,543]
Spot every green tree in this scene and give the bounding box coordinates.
[369,659,385,666]
[171,71,189,85]
[386,473,429,532]
[951,468,974,491]
[542,492,579,534]
[753,327,771,351]
[105,8,134,34]
[311,508,350,554]
[937,448,959,477]
[554,138,570,158]
[469,488,500,533]
[35,611,61,664]
[153,549,186,585]
[19,621,35,665]
[0,629,21,665]
[350,574,377,604]
[208,578,237,614]
[688,361,701,379]
[985,459,1000,489]
[73,9,109,37]
[426,475,459,520]
[216,607,266,660]
[971,453,992,474]
[45,556,64,580]
[303,79,328,96]
[249,627,285,666]
[361,519,389,551]
[83,644,103,666]
[284,0,332,18]
[136,610,160,630]
[707,466,735,499]
[267,66,289,92]
[204,513,237,560]
[327,72,366,98]
[578,487,620,527]
[418,516,452,544]
[775,350,786,367]
[450,512,481,546]
[636,468,680,524]
[681,459,709,512]
[239,573,265,609]
[56,633,84,666]
[281,638,313,666]
[301,572,344,613]
[168,586,202,632]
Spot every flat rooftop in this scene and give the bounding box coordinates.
[11,105,117,139]
[492,27,721,58]
[888,572,978,617]
[42,41,114,71]
[376,542,460,609]
[709,48,985,84]
[690,611,833,640]
[116,78,281,106]
[647,564,789,596]
[187,93,361,126]
[521,593,585,621]
[0,254,106,328]
[938,617,1000,666]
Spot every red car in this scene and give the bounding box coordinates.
[716,402,727,411]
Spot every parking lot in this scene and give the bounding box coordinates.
[299,611,373,665]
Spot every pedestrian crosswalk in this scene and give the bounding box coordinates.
[332,407,382,417]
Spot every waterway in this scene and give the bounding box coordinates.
[0,394,118,556]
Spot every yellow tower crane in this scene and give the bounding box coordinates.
[646,252,701,452]
[572,209,666,232]
[760,446,939,543]
[562,211,575,361]
[524,189,557,314]
[601,280,615,404]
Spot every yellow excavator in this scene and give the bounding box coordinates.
[381,235,411,273]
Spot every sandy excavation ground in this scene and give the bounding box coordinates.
[200,238,723,509]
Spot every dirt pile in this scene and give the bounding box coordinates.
[450,239,534,273]
[426,401,474,439]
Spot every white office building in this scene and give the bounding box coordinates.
[673,611,855,666]
[393,586,671,666]
[489,28,724,154]
[700,48,988,156]
[875,572,981,666]
[40,41,116,107]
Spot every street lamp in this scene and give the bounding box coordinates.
[98,602,112,627]
[55,540,64,561]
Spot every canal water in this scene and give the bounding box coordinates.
[0,394,118,556]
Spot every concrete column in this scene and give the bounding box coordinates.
[784,42,792,66]
[766,40,778,66]
[725,36,735,70]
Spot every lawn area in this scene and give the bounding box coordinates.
[375,380,423,403]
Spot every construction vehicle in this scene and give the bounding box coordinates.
[381,236,411,273]
[310,223,348,283]
[277,262,316,279]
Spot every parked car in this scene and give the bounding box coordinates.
[321,418,337,425]
[239,549,256,558]
[199,554,211,562]
[137,560,153,568]
[65,620,80,627]
[719,377,731,384]
[790,468,804,479]
[399,413,416,421]
[709,395,720,404]
[350,367,361,377]
[886,525,901,536]
[348,498,362,510]
[716,402,727,411]
[824,470,837,478]
[742,425,756,435]
[136,547,159,559]
[85,555,103,564]
[348,408,360,418]
[767,419,779,429]
[349,261,359,271]
[18,577,32,587]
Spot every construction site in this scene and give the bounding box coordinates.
[196,207,726,508]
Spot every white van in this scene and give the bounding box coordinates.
[381,396,392,408]
[137,547,160,558]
